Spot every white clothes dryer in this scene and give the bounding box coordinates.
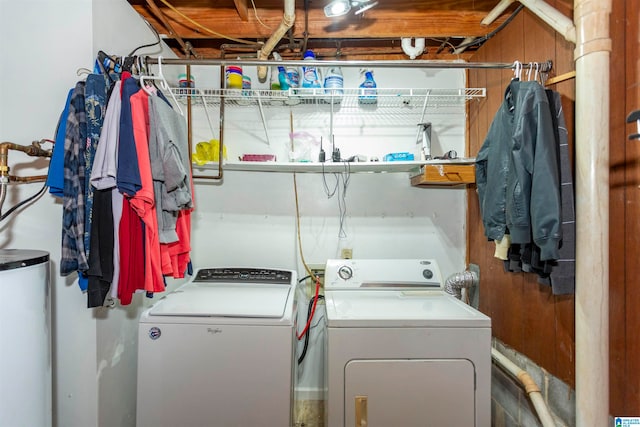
[136,267,298,427]
[324,259,491,427]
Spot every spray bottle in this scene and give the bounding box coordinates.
[358,68,377,104]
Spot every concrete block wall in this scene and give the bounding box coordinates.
[492,339,576,427]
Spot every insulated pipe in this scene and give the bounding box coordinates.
[481,0,516,26]
[519,0,576,43]
[401,38,425,59]
[481,0,576,44]
[256,0,295,82]
[491,348,557,427]
[573,0,611,425]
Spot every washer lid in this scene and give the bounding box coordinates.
[148,283,292,318]
[325,290,490,328]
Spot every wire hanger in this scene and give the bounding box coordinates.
[140,56,184,116]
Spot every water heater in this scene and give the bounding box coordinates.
[0,249,51,427]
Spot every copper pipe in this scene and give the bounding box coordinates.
[0,140,52,178]
[9,175,48,183]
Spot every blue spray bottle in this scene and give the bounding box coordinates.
[358,69,377,105]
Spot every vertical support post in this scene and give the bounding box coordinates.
[573,0,612,425]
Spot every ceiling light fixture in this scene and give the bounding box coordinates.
[324,0,378,18]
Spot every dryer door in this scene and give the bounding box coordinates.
[344,359,476,426]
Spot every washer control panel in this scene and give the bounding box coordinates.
[193,268,294,285]
[324,259,443,290]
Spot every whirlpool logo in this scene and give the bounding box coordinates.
[148,327,162,340]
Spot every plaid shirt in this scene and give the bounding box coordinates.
[60,81,89,275]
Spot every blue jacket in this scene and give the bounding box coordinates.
[476,80,562,261]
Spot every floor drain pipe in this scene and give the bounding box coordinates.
[491,348,557,427]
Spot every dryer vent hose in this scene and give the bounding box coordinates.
[444,270,478,300]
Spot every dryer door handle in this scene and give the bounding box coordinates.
[355,395,368,427]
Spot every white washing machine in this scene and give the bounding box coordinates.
[324,259,491,427]
[136,267,298,427]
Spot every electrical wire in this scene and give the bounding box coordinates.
[320,162,351,238]
[128,16,163,56]
[450,4,525,52]
[157,0,258,46]
[0,182,48,223]
[298,292,325,364]
[296,276,321,341]
[250,0,272,30]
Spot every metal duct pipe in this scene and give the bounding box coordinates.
[573,0,611,425]
[491,348,557,427]
[443,270,478,300]
[257,0,296,82]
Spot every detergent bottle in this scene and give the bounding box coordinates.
[323,66,344,103]
[300,50,322,89]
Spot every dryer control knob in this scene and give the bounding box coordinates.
[423,269,434,279]
[338,265,353,280]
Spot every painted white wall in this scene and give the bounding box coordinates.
[1,0,470,425]
[0,2,96,427]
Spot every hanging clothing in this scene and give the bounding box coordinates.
[55,56,194,306]
[547,90,575,294]
[83,74,108,258]
[117,197,146,305]
[116,72,142,197]
[147,94,192,244]
[47,89,74,198]
[130,88,164,293]
[91,80,122,190]
[86,188,114,307]
[476,79,562,261]
[60,81,89,276]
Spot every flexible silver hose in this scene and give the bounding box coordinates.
[443,270,478,300]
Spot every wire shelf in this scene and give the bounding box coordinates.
[171,87,486,109]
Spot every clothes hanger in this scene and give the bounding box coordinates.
[513,61,522,80]
[526,62,534,81]
[140,56,184,116]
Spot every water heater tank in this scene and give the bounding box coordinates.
[0,249,51,427]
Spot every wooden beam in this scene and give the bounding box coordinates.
[131,5,508,40]
[232,0,249,21]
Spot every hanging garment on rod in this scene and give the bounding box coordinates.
[51,51,195,307]
[83,73,109,306]
[476,79,572,294]
[130,87,165,294]
[60,81,90,278]
[476,79,562,260]
[148,93,194,279]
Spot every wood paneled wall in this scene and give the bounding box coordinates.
[467,1,639,416]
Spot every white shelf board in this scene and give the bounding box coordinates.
[191,158,475,175]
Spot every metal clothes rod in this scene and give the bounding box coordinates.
[144,56,553,72]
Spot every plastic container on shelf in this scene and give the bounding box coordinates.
[178,73,195,88]
[358,69,378,105]
[225,61,243,89]
[300,50,322,90]
[323,66,344,103]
